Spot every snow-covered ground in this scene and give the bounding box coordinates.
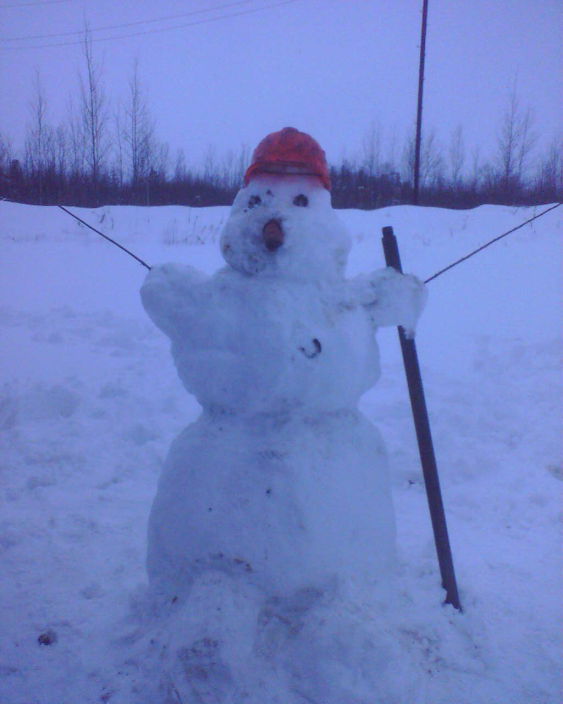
[0,200,561,703]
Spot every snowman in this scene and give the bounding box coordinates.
[140,127,426,699]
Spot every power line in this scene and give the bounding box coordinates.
[424,202,562,284]
[0,0,68,7]
[1,0,301,50]
[0,0,253,41]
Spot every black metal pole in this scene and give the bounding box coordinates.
[382,225,461,611]
[413,0,429,205]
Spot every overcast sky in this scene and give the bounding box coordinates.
[1,0,561,170]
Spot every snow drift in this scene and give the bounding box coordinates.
[0,200,561,703]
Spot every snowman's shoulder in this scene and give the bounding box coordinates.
[143,262,208,290]
[141,263,213,331]
[343,267,419,301]
[344,267,427,332]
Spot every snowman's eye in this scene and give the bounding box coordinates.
[248,195,262,208]
[293,194,308,207]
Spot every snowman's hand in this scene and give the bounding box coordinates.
[141,263,208,338]
[350,267,427,336]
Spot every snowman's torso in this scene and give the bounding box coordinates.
[170,268,380,416]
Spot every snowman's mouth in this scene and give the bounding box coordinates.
[262,219,284,251]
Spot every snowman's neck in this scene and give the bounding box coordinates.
[203,404,360,426]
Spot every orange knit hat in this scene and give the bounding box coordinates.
[244,127,331,190]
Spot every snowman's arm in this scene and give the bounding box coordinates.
[348,267,427,335]
[140,263,209,339]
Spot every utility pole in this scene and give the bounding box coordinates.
[413,0,429,205]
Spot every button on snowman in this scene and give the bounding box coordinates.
[141,127,426,603]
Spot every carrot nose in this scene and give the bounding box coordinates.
[262,219,284,251]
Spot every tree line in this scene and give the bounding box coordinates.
[1,34,561,210]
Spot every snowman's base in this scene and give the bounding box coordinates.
[143,404,400,701]
[147,407,397,602]
[132,569,411,704]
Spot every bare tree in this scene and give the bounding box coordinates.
[0,132,14,198]
[123,59,155,189]
[361,121,383,177]
[54,125,67,177]
[0,133,12,172]
[384,129,398,174]
[466,145,482,196]
[152,142,169,181]
[403,128,444,189]
[237,144,250,185]
[25,72,55,203]
[535,137,563,201]
[79,25,109,196]
[220,144,250,191]
[202,144,218,185]
[66,96,86,181]
[174,148,188,181]
[496,84,536,196]
[448,125,465,188]
[113,109,125,190]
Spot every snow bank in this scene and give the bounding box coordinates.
[0,200,561,703]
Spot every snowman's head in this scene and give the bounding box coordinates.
[220,128,351,281]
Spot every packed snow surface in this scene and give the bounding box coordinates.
[0,200,561,703]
